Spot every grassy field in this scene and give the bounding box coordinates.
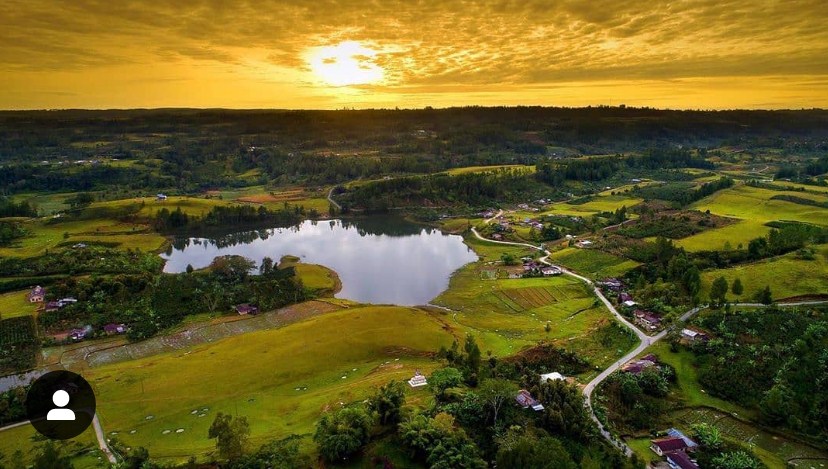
[79,305,456,463]
[0,425,103,468]
[433,262,636,371]
[443,164,535,175]
[699,244,828,301]
[679,184,828,252]
[549,248,640,279]
[544,194,643,217]
[294,263,341,294]
[0,290,39,320]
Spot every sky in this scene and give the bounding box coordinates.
[1,0,827,110]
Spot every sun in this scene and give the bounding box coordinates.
[307,41,385,87]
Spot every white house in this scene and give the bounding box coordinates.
[539,372,565,383]
[408,371,428,388]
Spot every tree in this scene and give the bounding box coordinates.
[259,257,274,276]
[691,423,722,449]
[32,442,73,469]
[313,406,372,462]
[478,378,517,428]
[369,380,406,425]
[185,264,194,274]
[463,333,482,380]
[208,412,250,461]
[228,436,310,469]
[731,278,743,299]
[429,367,463,400]
[501,253,518,266]
[496,434,577,469]
[755,285,773,305]
[710,276,728,306]
[122,447,151,469]
[710,450,760,469]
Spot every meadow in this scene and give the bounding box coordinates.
[79,305,457,463]
[679,184,828,252]
[699,243,828,301]
[549,247,640,279]
[0,290,39,320]
[0,425,103,468]
[543,194,643,217]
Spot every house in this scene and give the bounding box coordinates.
[680,328,708,343]
[72,243,88,249]
[667,451,700,469]
[622,355,659,374]
[515,390,545,411]
[601,278,624,291]
[156,193,168,200]
[618,292,633,303]
[408,371,428,388]
[491,233,503,241]
[27,286,45,303]
[103,323,127,335]
[539,372,565,383]
[650,437,689,456]
[69,325,92,341]
[44,301,62,313]
[666,428,698,449]
[575,240,593,248]
[541,266,562,276]
[622,300,638,308]
[59,297,78,304]
[234,304,259,315]
[634,310,662,331]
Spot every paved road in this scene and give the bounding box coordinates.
[471,215,694,456]
[326,187,341,210]
[93,414,117,463]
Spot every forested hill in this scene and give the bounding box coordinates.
[2,107,827,163]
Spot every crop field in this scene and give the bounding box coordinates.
[433,264,635,369]
[700,244,828,301]
[680,185,828,252]
[0,290,39,319]
[80,306,456,462]
[549,248,640,279]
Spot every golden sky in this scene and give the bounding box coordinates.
[1,0,827,110]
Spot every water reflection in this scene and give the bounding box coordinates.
[161,218,477,305]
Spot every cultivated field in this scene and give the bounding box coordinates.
[549,247,640,279]
[0,290,39,319]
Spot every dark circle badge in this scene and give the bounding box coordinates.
[26,370,96,440]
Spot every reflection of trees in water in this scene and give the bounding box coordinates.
[171,216,441,251]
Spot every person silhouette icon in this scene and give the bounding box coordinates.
[46,390,75,421]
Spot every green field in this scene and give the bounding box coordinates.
[700,244,828,301]
[679,185,828,252]
[0,425,103,468]
[544,194,643,217]
[80,305,456,462]
[549,247,640,279]
[0,290,39,320]
[444,164,535,175]
[294,263,341,294]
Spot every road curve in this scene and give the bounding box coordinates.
[470,214,692,456]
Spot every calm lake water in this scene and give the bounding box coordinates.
[161,217,478,305]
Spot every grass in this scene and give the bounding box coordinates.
[294,263,341,294]
[443,164,535,175]
[699,243,828,301]
[433,261,636,371]
[549,248,640,279]
[679,184,828,252]
[544,194,643,217]
[0,425,103,468]
[0,290,39,320]
[81,305,457,463]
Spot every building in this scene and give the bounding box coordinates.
[515,390,545,411]
[622,300,638,308]
[634,310,662,331]
[667,451,700,469]
[156,193,168,200]
[622,355,659,374]
[680,328,708,343]
[575,240,593,248]
[69,325,93,341]
[44,301,62,312]
[541,266,562,276]
[27,286,45,303]
[539,372,566,383]
[601,278,624,291]
[408,371,428,388]
[666,428,698,449]
[650,437,689,456]
[234,304,259,315]
[103,323,127,335]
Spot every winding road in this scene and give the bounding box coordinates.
[472,210,701,455]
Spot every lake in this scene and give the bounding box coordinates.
[161,217,478,305]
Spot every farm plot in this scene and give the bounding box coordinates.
[499,286,558,309]
[0,316,38,373]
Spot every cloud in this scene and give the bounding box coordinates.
[0,0,826,108]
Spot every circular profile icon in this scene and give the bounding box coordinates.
[26,370,96,440]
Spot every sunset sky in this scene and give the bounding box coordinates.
[1,0,827,110]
